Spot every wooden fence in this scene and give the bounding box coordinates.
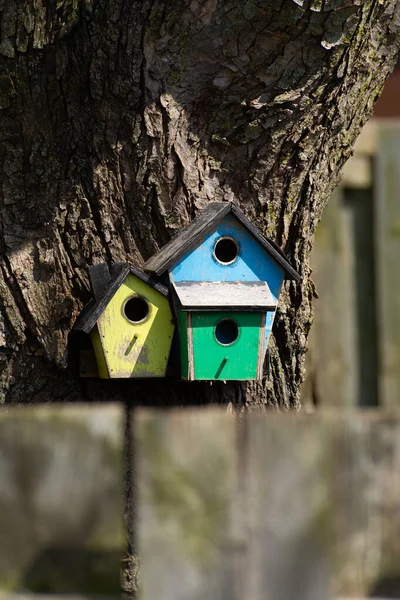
[0,405,124,597]
[1,405,400,599]
[136,409,400,600]
[303,121,400,409]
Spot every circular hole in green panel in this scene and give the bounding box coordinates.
[214,237,239,264]
[124,296,149,323]
[215,318,239,346]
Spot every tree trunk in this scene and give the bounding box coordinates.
[0,0,399,408]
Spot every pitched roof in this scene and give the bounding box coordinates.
[172,281,277,311]
[74,263,168,334]
[144,202,301,281]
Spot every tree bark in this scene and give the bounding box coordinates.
[0,0,399,407]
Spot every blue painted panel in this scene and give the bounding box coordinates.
[264,309,276,349]
[170,216,285,300]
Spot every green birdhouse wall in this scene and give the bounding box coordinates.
[179,309,267,381]
[172,280,277,381]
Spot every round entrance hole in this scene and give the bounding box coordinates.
[124,296,149,323]
[215,318,239,346]
[214,237,239,264]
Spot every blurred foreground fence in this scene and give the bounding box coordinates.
[0,405,124,596]
[136,409,400,600]
[1,405,400,600]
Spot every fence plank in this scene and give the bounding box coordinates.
[305,187,357,407]
[136,410,332,600]
[136,409,237,600]
[136,409,400,600]
[376,126,400,407]
[0,404,124,595]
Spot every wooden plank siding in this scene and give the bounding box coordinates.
[375,125,400,407]
[0,405,124,595]
[304,187,357,407]
[303,120,400,408]
[136,409,400,600]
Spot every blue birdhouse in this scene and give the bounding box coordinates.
[144,202,300,381]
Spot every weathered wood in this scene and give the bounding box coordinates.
[169,214,286,302]
[136,409,237,600]
[345,187,378,406]
[375,126,400,407]
[144,203,231,275]
[136,410,331,600]
[74,264,169,336]
[0,596,119,600]
[304,187,356,407]
[88,264,112,302]
[186,311,195,381]
[145,203,300,281]
[95,273,174,378]
[136,409,400,599]
[304,181,378,407]
[191,312,262,380]
[173,281,277,310]
[240,414,331,600]
[0,405,124,595]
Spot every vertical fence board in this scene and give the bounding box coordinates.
[0,404,124,595]
[376,126,400,407]
[243,415,331,600]
[332,415,400,597]
[136,409,236,600]
[306,188,357,407]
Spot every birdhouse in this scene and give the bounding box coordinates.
[144,202,300,381]
[74,263,175,378]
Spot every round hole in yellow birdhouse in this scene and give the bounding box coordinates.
[123,296,150,324]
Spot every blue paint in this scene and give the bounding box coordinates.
[170,216,284,301]
[264,309,276,349]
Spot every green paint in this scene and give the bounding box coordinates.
[191,311,261,380]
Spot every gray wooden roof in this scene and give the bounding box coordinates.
[144,202,301,281]
[74,263,168,334]
[172,281,277,311]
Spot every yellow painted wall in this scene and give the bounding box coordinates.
[95,274,174,378]
[90,327,109,378]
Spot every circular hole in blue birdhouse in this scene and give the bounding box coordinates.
[215,318,239,346]
[124,296,149,323]
[214,237,239,264]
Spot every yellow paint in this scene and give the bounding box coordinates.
[95,274,174,378]
[90,327,109,378]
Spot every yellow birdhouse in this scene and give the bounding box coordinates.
[74,263,175,378]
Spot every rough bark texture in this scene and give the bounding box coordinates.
[1,0,400,408]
